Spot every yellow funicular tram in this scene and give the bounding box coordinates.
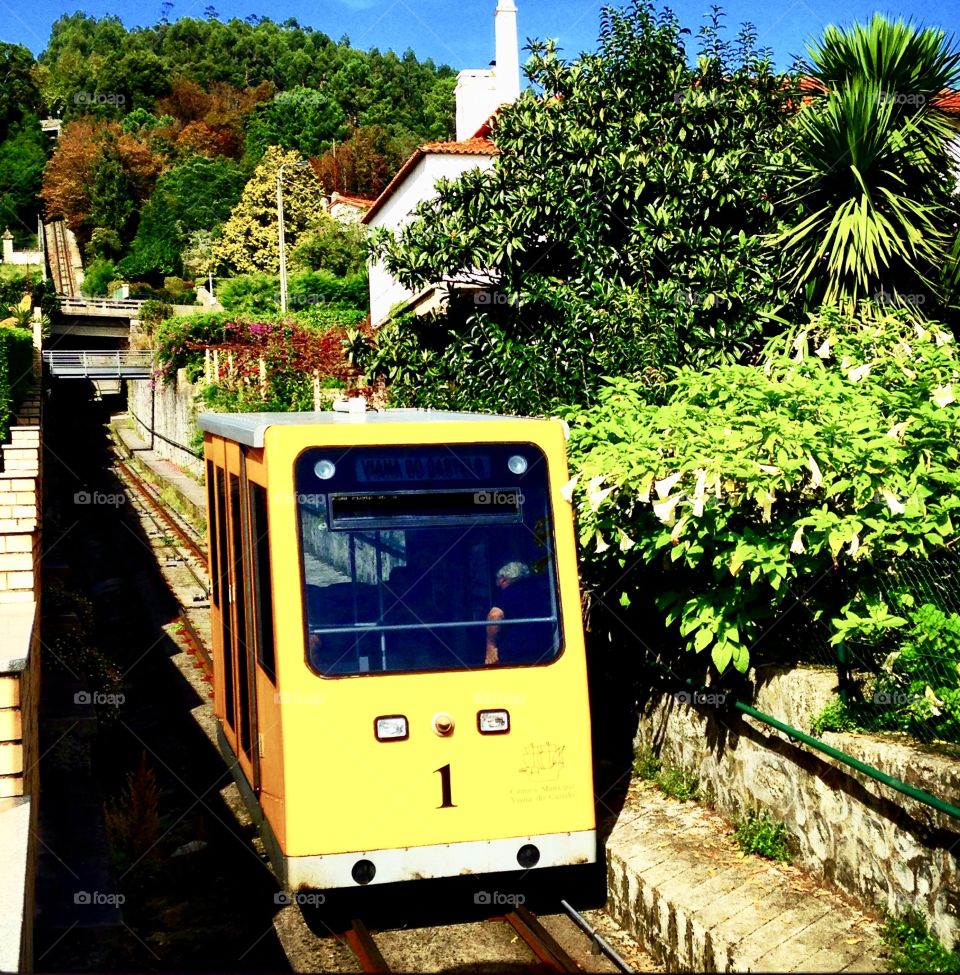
[199,408,595,892]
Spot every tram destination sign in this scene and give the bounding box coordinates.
[355,453,492,484]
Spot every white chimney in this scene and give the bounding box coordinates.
[455,0,520,141]
[455,69,497,141]
[494,0,520,103]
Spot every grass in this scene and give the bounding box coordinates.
[882,912,960,973]
[633,746,662,780]
[733,810,792,861]
[656,763,701,801]
[633,746,701,800]
[810,695,861,736]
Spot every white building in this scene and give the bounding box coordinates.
[362,0,520,326]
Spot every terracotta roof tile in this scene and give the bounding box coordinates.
[420,137,498,155]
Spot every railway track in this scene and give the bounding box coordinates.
[46,219,79,298]
[109,442,637,975]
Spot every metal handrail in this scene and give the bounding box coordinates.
[648,660,960,821]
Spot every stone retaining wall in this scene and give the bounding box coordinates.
[0,383,42,972]
[635,665,960,949]
[126,369,203,479]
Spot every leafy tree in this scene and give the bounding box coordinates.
[81,257,118,295]
[122,108,176,134]
[315,125,417,199]
[371,4,799,414]
[244,87,347,161]
[774,15,960,314]
[41,120,163,245]
[0,115,47,244]
[0,44,42,138]
[290,213,367,276]
[121,155,245,277]
[213,147,327,273]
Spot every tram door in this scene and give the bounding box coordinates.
[211,441,260,792]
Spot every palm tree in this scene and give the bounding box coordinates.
[774,15,960,312]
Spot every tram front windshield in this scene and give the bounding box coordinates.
[295,443,562,675]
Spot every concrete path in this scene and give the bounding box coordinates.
[605,781,888,972]
[112,416,206,519]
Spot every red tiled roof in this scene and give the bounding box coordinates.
[329,192,375,210]
[362,138,498,225]
[794,74,960,116]
[419,137,497,155]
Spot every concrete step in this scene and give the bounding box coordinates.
[605,784,888,972]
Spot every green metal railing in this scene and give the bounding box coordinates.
[650,659,960,822]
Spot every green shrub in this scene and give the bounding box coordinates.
[810,696,861,737]
[656,762,700,801]
[633,746,662,781]
[882,912,960,973]
[81,258,119,297]
[733,811,792,861]
[569,308,960,678]
[0,326,34,442]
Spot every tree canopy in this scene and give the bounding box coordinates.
[370,4,801,414]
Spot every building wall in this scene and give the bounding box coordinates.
[367,153,495,325]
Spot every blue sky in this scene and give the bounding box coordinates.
[4,0,960,70]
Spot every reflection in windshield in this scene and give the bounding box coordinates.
[296,445,561,676]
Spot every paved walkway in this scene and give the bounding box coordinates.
[605,781,888,972]
[112,417,205,517]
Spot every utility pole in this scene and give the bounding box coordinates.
[277,159,310,315]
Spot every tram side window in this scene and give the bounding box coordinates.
[206,460,220,608]
[249,483,276,682]
[296,444,563,677]
[215,466,235,729]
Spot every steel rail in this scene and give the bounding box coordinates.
[343,919,391,973]
[559,900,634,973]
[504,906,581,973]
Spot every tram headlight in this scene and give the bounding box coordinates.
[507,454,528,475]
[313,459,336,480]
[374,715,408,741]
[477,709,510,734]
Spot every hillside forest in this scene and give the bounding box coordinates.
[0,13,455,295]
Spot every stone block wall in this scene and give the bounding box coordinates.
[127,369,203,479]
[0,386,41,972]
[635,665,960,949]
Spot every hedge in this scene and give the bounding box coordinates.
[0,326,35,442]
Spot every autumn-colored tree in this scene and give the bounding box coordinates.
[314,125,417,199]
[213,146,327,274]
[41,119,164,243]
[156,76,213,124]
[40,119,102,233]
[175,120,240,158]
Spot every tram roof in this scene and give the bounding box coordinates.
[197,409,557,448]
